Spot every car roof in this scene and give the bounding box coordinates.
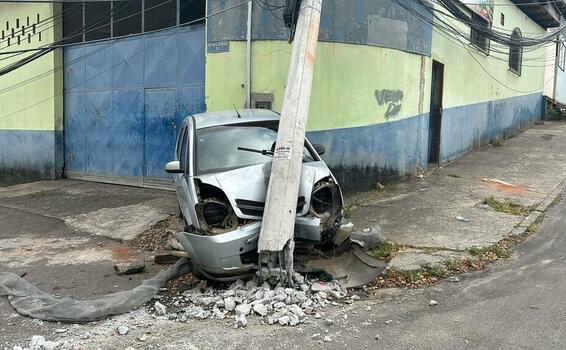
[189,109,280,129]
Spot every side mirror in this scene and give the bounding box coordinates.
[165,160,183,174]
[312,144,326,156]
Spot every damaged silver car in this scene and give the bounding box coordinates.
[166,109,353,281]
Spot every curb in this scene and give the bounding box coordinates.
[510,178,566,236]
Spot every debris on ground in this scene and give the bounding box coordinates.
[117,325,129,335]
[155,271,351,328]
[130,216,184,252]
[429,300,438,306]
[154,301,167,316]
[113,259,146,275]
[455,216,471,223]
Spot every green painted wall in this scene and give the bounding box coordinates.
[0,3,63,131]
[206,0,547,133]
[432,0,546,109]
[206,41,431,132]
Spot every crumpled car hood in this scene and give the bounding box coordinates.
[195,161,333,219]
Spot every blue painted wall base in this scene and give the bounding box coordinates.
[308,93,543,192]
[0,130,63,187]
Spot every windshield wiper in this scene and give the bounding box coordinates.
[237,146,274,156]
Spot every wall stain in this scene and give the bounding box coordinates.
[374,89,403,119]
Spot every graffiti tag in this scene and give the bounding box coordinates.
[374,89,403,119]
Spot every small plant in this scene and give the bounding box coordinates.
[484,244,511,259]
[526,213,545,234]
[468,246,484,256]
[550,194,563,208]
[426,266,448,279]
[370,240,397,260]
[482,196,535,216]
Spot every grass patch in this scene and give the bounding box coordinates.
[550,194,563,208]
[482,196,536,216]
[370,240,399,260]
[468,246,484,256]
[526,213,545,234]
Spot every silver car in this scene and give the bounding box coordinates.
[165,109,350,281]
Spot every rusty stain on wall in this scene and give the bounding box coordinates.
[418,56,426,115]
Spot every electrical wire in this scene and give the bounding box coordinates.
[0,0,250,121]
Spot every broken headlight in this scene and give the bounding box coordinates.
[310,178,341,218]
[196,198,238,235]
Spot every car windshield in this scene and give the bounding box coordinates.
[195,124,316,175]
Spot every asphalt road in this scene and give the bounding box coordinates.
[323,190,566,350]
[2,185,566,349]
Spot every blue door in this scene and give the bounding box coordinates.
[63,25,205,185]
[144,89,177,180]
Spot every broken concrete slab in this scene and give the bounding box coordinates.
[64,203,169,241]
[114,259,146,275]
[388,248,468,271]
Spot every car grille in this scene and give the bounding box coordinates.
[236,196,306,216]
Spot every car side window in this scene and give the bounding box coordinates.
[179,127,188,172]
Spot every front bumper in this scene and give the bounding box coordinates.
[175,215,325,281]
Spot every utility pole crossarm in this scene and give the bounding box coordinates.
[258,0,323,255]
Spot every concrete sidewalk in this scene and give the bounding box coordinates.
[347,121,566,271]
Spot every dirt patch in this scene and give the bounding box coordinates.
[130,215,184,252]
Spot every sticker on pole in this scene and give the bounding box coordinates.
[274,146,292,160]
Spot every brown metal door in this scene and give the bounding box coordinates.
[428,60,444,164]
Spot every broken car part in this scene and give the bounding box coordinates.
[168,109,351,281]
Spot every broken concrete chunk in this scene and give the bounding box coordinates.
[288,304,305,318]
[289,314,300,326]
[253,303,268,316]
[154,301,167,316]
[117,325,129,335]
[224,297,236,311]
[29,335,45,349]
[42,341,60,350]
[235,303,251,316]
[113,259,145,275]
[278,315,290,326]
[235,314,248,328]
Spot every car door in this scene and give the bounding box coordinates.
[177,119,200,230]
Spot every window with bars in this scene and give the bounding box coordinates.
[62,0,205,44]
[470,12,490,55]
[113,0,142,37]
[508,28,522,76]
[85,2,111,41]
[62,2,84,44]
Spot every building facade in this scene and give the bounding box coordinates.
[0,3,63,186]
[0,0,562,190]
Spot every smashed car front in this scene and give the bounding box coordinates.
[174,119,347,280]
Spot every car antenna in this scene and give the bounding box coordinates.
[233,105,242,118]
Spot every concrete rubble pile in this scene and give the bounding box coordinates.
[159,272,356,328]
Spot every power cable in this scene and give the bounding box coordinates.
[0,0,250,121]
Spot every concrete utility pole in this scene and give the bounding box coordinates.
[258,0,323,277]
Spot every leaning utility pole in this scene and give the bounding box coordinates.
[258,0,323,279]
